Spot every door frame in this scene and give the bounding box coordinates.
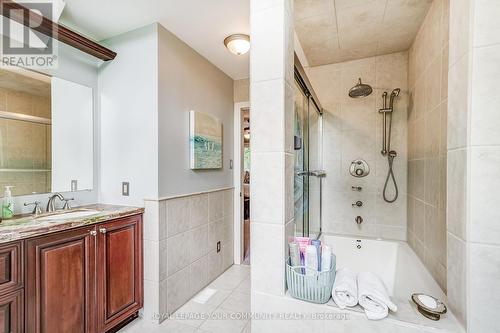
[233,102,250,265]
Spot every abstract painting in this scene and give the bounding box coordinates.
[190,110,223,169]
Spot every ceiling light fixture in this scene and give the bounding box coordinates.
[224,34,250,55]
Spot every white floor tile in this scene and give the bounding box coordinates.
[119,317,196,333]
[120,265,251,333]
[236,276,251,294]
[220,291,251,313]
[198,308,249,333]
[208,271,248,291]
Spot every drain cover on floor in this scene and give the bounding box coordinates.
[192,288,217,304]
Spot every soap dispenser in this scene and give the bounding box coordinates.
[2,186,14,219]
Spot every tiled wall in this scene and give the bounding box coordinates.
[407,0,449,292]
[446,0,470,327]
[306,52,408,241]
[447,0,500,331]
[250,0,295,331]
[234,78,250,103]
[143,188,234,323]
[0,87,51,196]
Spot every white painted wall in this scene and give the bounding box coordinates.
[99,24,159,206]
[157,24,234,198]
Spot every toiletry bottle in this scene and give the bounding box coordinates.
[311,239,322,271]
[289,242,301,267]
[2,186,14,219]
[304,245,319,276]
[321,245,332,272]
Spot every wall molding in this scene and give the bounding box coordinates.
[144,186,234,202]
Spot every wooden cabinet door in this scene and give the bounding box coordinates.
[0,289,23,333]
[25,227,96,333]
[97,215,142,333]
[0,242,23,295]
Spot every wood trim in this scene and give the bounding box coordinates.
[0,0,116,61]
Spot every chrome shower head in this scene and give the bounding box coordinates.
[349,78,373,98]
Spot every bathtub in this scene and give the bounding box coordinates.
[318,234,464,333]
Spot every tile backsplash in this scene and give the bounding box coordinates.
[143,188,234,323]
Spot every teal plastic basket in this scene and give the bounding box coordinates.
[286,256,336,304]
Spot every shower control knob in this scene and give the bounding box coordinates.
[352,201,363,208]
[355,216,363,225]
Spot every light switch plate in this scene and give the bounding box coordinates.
[122,182,130,196]
[71,180,78,191]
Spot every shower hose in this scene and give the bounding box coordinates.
[383,152,399,203]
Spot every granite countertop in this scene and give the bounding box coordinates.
[0,204,144,244]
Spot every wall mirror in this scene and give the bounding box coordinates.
[0,66,93,196]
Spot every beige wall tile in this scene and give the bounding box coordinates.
[447,232,467,326]
[473,0,500,47]
[471,44,500,145]
[447,149,467,240]
[469,243,500,332]
[407,0,449,292]
[470,147,500,245]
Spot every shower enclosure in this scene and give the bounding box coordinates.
[294,55,324,239]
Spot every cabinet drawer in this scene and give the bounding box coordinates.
[0,242,23,294]
[0,289,24,333]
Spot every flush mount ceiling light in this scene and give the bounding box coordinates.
[224,34,250,55]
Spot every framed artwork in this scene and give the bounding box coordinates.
[189,110,223,169]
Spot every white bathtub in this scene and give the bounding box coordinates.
[319,234,464,333]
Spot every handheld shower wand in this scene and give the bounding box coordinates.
[379,88,401,203]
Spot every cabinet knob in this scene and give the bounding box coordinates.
[99,227,107,234]
[89,230,97,236]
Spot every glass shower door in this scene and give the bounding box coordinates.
[294,82,323,238]
[294,83,308,236]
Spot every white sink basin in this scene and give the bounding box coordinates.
[36,210,101,222]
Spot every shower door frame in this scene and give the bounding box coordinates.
[294,54,325,239]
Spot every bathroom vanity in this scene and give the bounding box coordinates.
[0,205,143,333]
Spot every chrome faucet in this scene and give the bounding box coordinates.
[46,193,65,212]
[24,201,43,215]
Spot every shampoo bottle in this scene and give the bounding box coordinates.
[2,186,14,219]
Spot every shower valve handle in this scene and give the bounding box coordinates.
[355,216,363,225]
[352,201,363,208]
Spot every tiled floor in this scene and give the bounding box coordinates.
[121,264,251,333]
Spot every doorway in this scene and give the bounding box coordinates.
[233,102,250,265]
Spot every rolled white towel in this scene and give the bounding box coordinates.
[331,268,358,309]
[357,272,397,320]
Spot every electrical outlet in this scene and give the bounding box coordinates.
[122,182,130,196]
[217,241,221,253]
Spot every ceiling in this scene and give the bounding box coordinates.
[59,0,250,79]
[294,0,433,67]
